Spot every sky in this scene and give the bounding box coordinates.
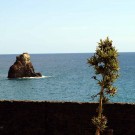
[0,0,135,54]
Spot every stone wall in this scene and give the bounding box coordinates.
[0,101,134,135]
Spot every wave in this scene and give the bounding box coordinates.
[8,75,52,80]
[21,75,52,79]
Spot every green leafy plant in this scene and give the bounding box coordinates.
[87,37,119,135]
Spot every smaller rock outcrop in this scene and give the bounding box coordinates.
[8,53,42,78]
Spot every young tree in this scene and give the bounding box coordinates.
[87,37,119,135]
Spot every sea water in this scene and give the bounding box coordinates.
[0,53,135,103]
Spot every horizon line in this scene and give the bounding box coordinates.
[0,52,135,55]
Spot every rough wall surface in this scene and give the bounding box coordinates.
[0,101,134,135]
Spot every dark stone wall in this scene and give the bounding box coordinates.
[0,101,134,135]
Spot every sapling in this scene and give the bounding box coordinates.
[87,37,119,135]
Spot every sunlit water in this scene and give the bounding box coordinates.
[0,53,135,103]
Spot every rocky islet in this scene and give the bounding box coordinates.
[8,53,42,78]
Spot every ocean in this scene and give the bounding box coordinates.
[0,53,135,103]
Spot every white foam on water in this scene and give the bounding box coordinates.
[17,75,52,79]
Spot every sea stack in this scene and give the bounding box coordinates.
[8,53,42,78]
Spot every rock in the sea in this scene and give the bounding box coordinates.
[8,53,42,78]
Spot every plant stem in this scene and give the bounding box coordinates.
[95,87,104,135]
[95,128,100,135]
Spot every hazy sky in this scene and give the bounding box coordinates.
[0,0,135,54]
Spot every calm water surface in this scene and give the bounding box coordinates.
[0,53,135,103]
